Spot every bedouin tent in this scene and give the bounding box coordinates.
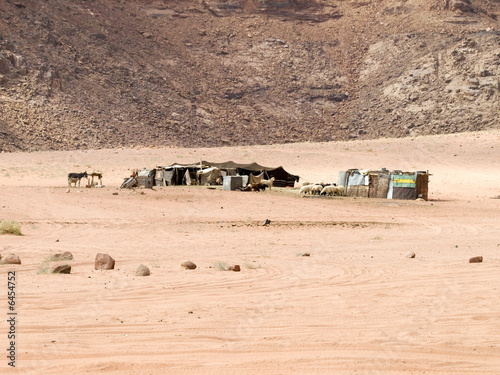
[154,161,299,187]
[196,167,222,185]
[156,163,204,186]
[199,161,299,187]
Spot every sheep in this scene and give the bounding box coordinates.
[320,185,336,196]
[260,177,275,190]
[301,181,311,187]
[335,185,345,196]
[311,184,323,195]
[299,185,312,195]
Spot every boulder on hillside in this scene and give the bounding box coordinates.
[0,55,10,75]
[450,0,473,12]
[95,253,115,270]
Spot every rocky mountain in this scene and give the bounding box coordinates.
[0,0,498,151]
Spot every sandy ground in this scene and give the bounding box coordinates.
[0,130,499,374]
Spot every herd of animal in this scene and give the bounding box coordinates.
[68,171,344,197]
[243,177,276,191]
[299,181,345,196]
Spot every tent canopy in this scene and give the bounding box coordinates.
[163,161,299,187]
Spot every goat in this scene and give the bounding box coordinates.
[260,177,275,190]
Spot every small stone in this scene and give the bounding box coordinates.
[136,264,150,276]
[51,251,73,261]
[181,261,197,270]
[2,254,21,265]
[261,219,271,226]
[66,189,70,193]
[302,253,311,257]
[450,0,473,12]
[229,265,241,272]
[51,264,71,274]
[95,253,115,270]
[112,192,118,195]
[406,251,416,259]
[469,256,483,263]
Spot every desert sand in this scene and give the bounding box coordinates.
[1,130,499,374]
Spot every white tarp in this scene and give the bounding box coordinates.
[196,167,222,185]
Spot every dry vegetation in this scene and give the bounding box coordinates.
[0,220,22,235]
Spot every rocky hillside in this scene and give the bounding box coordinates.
[0,0,499,151]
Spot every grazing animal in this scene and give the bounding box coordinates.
[299,185,312,195]
[261,177,275,190]
[335,185,345,196]
[311,184,323,195]
[320,186,336,196]
[301,181,311,187]
[250,183,268,192]
[67,172,88,187]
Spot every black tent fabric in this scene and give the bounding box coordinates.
[201,161,299,187]
[166,161,299,187]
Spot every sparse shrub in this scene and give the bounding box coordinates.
[0,220,22,236]
[213,261,229,271]
[244,263,261,270]
[45,254,72,262]
[37,263,49,274]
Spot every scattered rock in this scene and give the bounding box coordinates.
[2,254,21,265]
[135,264,151,276]
[181,260,197,270]
[112,192,118,195]
[65,189,70,193]
[51,264,71,274]
[261,219,271,226]
[0,1,498,154]
[302,253,311,257]
[469,256,483,263]
[0,55,10,75]
[95,253,115,270]
[51,251,73,261]
[450,0,473,12]
[228,265,241,272]
[406,251,416,258]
